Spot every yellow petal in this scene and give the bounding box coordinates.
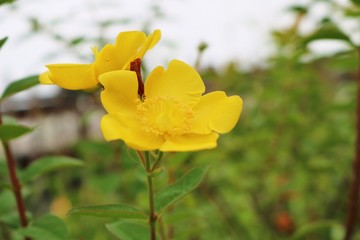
[135,29,161,59]
[101,113,164,151]
[39,71,54,84]
[145,60,205,106]
[191,91,243,134]
[100,70,139,114]
[46,64,97,90]
[93,44,117,74]
[95,31,147,74]
[161,132,219,152]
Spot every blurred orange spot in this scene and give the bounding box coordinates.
[50,195,72,218]
[275,211,295,234]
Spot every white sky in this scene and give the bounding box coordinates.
[0,0,355,98]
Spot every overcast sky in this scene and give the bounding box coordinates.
[0,0,352,98]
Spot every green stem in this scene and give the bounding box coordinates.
[344,46,360,240]
[145,153,157,240]
[0,110,30,240]
[150,152,163,172]
[194,42,208,70]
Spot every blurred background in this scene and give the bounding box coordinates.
[1,0,360,239]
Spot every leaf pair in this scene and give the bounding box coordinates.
[0,75,43,141]
[67,166,209,239]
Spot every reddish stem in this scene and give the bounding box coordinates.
[0,111,29,240]
[344,47,360,240]
[3,141,28,228]
[136,150,146,167]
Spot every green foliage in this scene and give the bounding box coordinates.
[1,0,359,239]
[17,215,70,240]
[74,140,114,162]
[350,0,360,7]
[20,156,83,183]
[0,190,18,227]
[291,221,344,240]
[0,124,33,141]
[344,8,360,17]
[70,37,85,45]
[154,165,209,213]
[106,220,152,240]
[1,75,40,101]
[0,37,8,51]
[301,21,354,47]
[67,204,147,219]
[288,5,308,14]
[0,0,15,6]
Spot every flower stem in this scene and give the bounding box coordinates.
[0,110,30,240]
[344,46,360,240]
[136,150,146,167]
[145,152,157,240]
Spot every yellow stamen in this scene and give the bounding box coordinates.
[137,97,193,136]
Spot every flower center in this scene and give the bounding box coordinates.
[136,97,194,136]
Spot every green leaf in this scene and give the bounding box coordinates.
[351,0,360,7]
[1,75,40,100]
[17,215,69,240]
[345,8,360,17]
[0,37,8,50]
[288,5,308,14]
[291,221,344,240]
[70,37,85,45]
[20,156,83,183]
[0,190,16,213]
[67,204,147,219]
[106,220,152,240]
[301,22,354,47]
[154,165,209,213]
[0,124,33,141]
[0,0,15,6]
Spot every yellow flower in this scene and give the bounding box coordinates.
[100,59,243,152]
[39,30,161,90]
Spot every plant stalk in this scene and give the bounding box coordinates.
[0,111,29,240]
[145,153,157,240]
[344,46,360,240]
